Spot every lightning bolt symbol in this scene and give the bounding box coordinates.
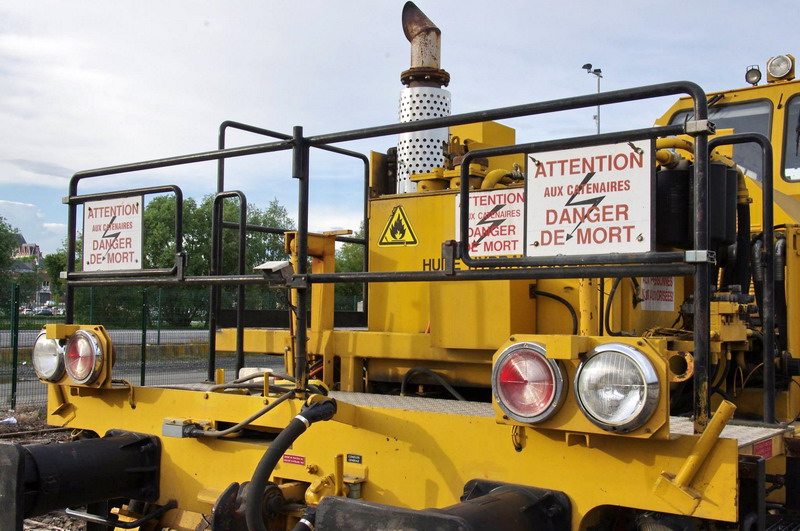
[473,204,507,247]
[100,215,122,262]
[564,172,605,241]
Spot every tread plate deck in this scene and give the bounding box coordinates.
[151,387,790,450]
[331,392,790,448]
[669,416,789,448]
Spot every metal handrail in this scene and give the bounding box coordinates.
[61,80,718,426]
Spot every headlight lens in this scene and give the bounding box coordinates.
[32,331,65,382]
[574,343,659,433]
[492,342,566,423]
[767,55,793,79]
[65,330,104,385]
[745,65,762,86]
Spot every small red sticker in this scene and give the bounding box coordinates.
[283,454,306,466]
[753,439,773,459]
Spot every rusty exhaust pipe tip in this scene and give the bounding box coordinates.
[401,1,450,87]
[402,1,440,52]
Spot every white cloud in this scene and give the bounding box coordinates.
[0,0,798,260]
[308,205,364,236]
[0,200,66,254]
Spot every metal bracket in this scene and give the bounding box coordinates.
[738,455,766,530]
[287,274,308,289]
[684,250,716,264]
[174,252,187,281]
[66,500,177,529]
[442,240,457,276]
[684,119,716,136]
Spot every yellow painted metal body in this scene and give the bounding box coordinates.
[655,78,800,230]
[47,382,743,528]
[657,77,800,423]
[46,71,800,529]
[206,117,778,527]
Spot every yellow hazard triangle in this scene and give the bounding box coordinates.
[378,206,418,246]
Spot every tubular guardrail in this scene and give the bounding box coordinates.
[60,81,726,428]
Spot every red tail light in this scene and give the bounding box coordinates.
[65,330,104,385]
[492,343,566,423]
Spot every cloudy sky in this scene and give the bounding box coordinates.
[0,1,796,255]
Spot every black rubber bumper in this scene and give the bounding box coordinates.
[0,430,161,531]
[315,479,571,531]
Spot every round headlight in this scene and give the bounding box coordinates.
[745,65,762,86]
[574,343,659,433]
[767,55,793,79]
[492,342,566,423]
[65,330,104,385]
[32,331,65,382]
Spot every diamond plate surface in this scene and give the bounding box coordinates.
[670,416,788,447]
[330,391,494,417]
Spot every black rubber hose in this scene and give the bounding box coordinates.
[604,278,631,337]
[533,290,578,335]
[246,400,337,531]
[775,236,788,352]
[751,234,764,313]
[400,367,466,401]
[721,202,751,291]
[292,507,317,531]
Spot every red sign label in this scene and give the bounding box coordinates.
[753,439,773,459]
[283,454,306,466]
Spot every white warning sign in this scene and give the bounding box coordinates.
[640,276,675,312]
[82,196,143,271]
[456,189,524,257]
[526,142,652,257]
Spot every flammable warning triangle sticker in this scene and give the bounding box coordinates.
[378,206,418,246]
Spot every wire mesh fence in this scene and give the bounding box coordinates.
[0,283,329,409]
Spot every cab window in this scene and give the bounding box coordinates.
[785,96,800,181]
[669,101,772,181]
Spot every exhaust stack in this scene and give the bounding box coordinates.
[401,2,450,87]
[396,2,451,194]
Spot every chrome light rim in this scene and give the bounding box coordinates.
[574,342,659,433]
[32,330,65,382]
[767,54,793,79]
[492,342,566,424]
[65,329,104,385]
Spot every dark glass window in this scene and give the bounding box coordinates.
[784,95,800,181]
[669,101,772,181]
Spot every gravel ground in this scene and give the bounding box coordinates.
[1,407,86,530]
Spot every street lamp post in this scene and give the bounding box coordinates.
[582,63,602,134]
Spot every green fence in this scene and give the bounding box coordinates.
[1,283,361,409]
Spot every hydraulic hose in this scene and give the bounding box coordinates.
[775,235,787,352]
[400,366,466,401]
[751,235,765,313]
[533,290,578,335]
[721,169,751,291]
[246,399,337,531]
[604,278,632,337]
[292,507,317,531]
[480,168,510,189]
[191,391,294,438]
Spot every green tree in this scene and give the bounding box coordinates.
[0,217,20,312]
[16,266,42,304]
[140,194,297,325]
[334,221,365,311]
[43,243,67,303]
[143,195,204,273]
[207,196,296,312]
[0,216,18,271]
[143,195,295,273]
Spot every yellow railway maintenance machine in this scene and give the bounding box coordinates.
[4,3,800,530]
